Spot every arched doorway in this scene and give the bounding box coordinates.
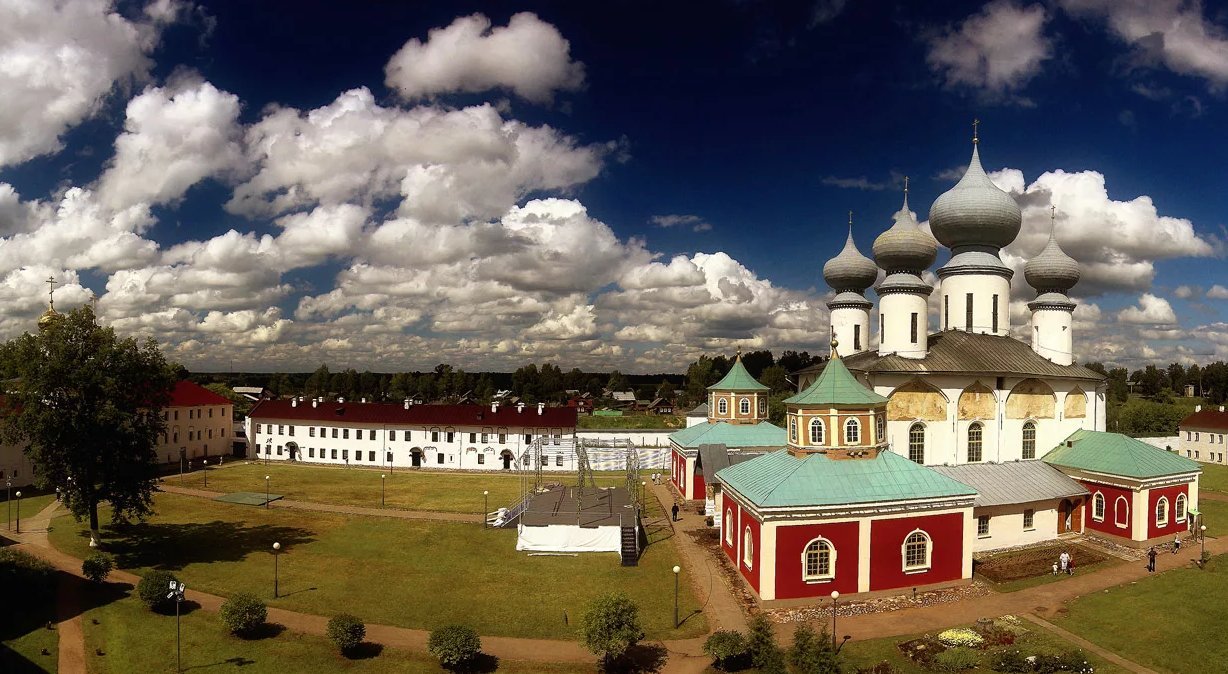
[500,449,514,470]
[286,441,299,462]
[410,448,423,468]
[1058,498,1081,534]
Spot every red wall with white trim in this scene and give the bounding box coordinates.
[1147,483,1190,539]
[773,521,859,599]
[1082,481,1133,539]
[868,513,964,592]
[692,467,706,502]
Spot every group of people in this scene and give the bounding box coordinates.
[1052,550,1076,576]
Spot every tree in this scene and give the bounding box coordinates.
[606,369,628,393]
[327,614,366,655]
[305,364,331,397]
[656,379,675,400]
[777,350,820,374]
[220,593,268,636]
[789,623,839,673]
[204,382,251,416]
[684,357,718,403]
[704,630,749,671]
[741,350,775,378]
[428,624,483,670]
[747,613,787,674]
[0,306,175,547]
[580,592,644,666]
[759,365,791,394]
[1167,362,1187,393]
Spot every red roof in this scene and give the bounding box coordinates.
[170,380,234,408]
[1180,408,1228,431]
[249,399,577,427]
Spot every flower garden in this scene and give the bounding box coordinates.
[885,616,1099,673]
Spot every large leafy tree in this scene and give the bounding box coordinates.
[0,306,175,546]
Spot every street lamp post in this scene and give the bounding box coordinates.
[6,479,11,530]
[830,590,840,650]
[641,480,646,506]
[1201,524,1208,566]
[14,491,21,534]
[672,565,681,628]
[272,542,281,598]
[202,459,208,488]
[167,580,186,673]
[381,474,386,507]
[265,475,271,509]
[483,490,489,528]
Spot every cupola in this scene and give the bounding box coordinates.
[928,128,1021,252]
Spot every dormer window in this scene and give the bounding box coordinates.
[809,418,825,445]
[718,398,728,416]
[844,418,861,445]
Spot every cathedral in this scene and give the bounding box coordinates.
[669,132,1202,605]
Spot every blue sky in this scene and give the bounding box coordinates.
[0,0,1225,372]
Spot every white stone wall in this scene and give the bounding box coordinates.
[971,503,1060,553]
[577,429,673,448]
[830,305,871,356]
[1030,307,1075,366]
[938,274,1011,336]
[1178,428,1228,464]
[877,292,930,359]
[0,441,34,488]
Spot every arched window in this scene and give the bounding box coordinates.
[724,510,734,545]
[758,399,766,415]
[739,398,750,415]
[718,398,728,416]
[802,538,836,581]
[1176,494,1187,523]
[845,418,861,445]
[1090,492,1104,521]
[1115,496,1129,529]
[902,530,931,572]
[789,417,798,443]
[1022,421,1037,459]
[875,414,885,442]
[743,527,754,568]
[809,418,825,445]
[967,423,983,462]
[1156,497,1169,527]
[908,423,925,464]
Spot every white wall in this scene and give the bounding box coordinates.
[1030,306,1074,366]
[972,503,1060,553]
[878,291,930,358]
[577,429,674,447]
[938,274,1011,336]
[830,305,871,356]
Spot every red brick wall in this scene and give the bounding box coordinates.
[1147,483,1190,539]
[1082,481,1133,539]
[739,509,761,594]
[773,521,859,599]
[869,513,964,592]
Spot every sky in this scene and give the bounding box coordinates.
[0,0,1226,373]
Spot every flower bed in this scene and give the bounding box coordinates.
[974,543,1108,583]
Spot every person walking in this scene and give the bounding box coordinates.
[671,502,680,522]
[1173,534,1182,553]
[1059,550,1070,574]
[1147,546,1157,573]
[1067,554,1075,576]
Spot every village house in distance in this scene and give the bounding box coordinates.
[670,134,1203,605]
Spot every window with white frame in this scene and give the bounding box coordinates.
[1022,421,1037,459]
[758,399,766,415]
[739,398,750,415]
[1156,496,1169,527]
[1023,509,1035,530]
[875,414,884,442]
[725,510,734,545]
[967,423,983,462]
[802,538,836,582]
[1115,496,1129,528]
[789,418,797,443]
[908,423,925,464]
[809,418,825,445]
[1092,492,1105,521]
[742,527,754,568]
[1176,493,1187,523]
[844,418,860,444]
[977,515,990,537]
[902,530,931,572]
[718,398,728,416]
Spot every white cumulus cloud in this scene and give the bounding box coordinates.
[925,1,1052,98]
[1118,293,1178,324]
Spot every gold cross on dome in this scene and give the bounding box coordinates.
[46,276,56,309]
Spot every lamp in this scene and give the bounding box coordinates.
[272,541,282,598]
[830,590,840,649]
[673,565,681,628]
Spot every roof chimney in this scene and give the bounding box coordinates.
[517,402,525,414]
[491,402,498,414]
[1196,405,1202,412]
[338,397,345,404]
[291,398,298,407]
[537,402,544,415]
[404,399,410,410]
[312,399,318,408]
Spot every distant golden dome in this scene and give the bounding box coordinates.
[37,306,59,330]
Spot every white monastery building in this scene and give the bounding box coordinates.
[1178,406,1228,465]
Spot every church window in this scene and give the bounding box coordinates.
[1093,493,1105,521]
[809,418,825,445]
[844,418,860,444]
[902,530,931,572]
[1176,494,1187,522]
[1156,497,1169,527]
[966,293,974,331]
[1023,509,1035,530]
[789,418,797,443]
[743,527,754,568]
[968,423,983,462]
[908,423,925,464]
[910,312,918,343]
[802,538,835,581]
[944,295,949,330]
[875,414,885,442]
[725,510,734,545]
[977,515,990,538]
[992,294,999,333]
[739,398,750,415]
[1114,496,1129,528]
[758,399,766,415]
[854,324,861,350]
[1022,422,1037,459]
[718,398,728,416]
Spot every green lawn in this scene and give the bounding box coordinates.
[2,491,59,530]
[49,492,706,641]
[1,610,57,674]
[1196,498,1228,537]
[81,591,591,673]
[1199,462,1228,494]
[1053,553,1228,673]
[164,462,627,514]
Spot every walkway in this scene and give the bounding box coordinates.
[10,500,87,674]
[159,484,481,523]
[1022,614,1159,674]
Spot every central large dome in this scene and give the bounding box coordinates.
[928,143,1022,251]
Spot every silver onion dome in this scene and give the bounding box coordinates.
[873,190,938,273]
[928,141,1022,251]
[823,223,878,292]
[1025,228,1080,293]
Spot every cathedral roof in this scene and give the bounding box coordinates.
[823,224,878,292]
[717,447,976,508]
[708,355,769,391]
[928,141,1021,251]
[669,421,785,449]
[872,191,937,273]
[1044,429,1200,480]
[1024,230,1080,293]
[791,330,1106,382]
[785,351,888,407]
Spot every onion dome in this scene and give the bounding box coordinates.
[823,220,878,292]
[37,306,59,330]
[872,188,938,273]
[1025,225,1080,294]
[928,139,1021,251]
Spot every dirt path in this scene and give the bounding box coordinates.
[159,484,482,523]
[1022,614,1159,674]
[12,500,87,674]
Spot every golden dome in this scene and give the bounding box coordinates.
[37,306,59,329]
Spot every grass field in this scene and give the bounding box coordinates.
[1053,553,1228,673]
[80,591,592,673]
[164,462,634,514]
[1,609,58,674]
[1198,462,1228,494]
[48,492,706,641]
[2,491,59,531]
[1197,498,1228,538]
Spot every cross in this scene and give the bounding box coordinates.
[903,175,910,195]
[847,210,853,227]
[972,118,980,144]
[1050,205,1057,220]
[46,276,56,309]
[90,293,98,314]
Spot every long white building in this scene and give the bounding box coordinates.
[248,398,578,471]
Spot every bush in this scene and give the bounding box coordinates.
[82,553,114,583]
[704,630,749,671]
[855,663,900,674]
[138,570,179,612]
[747,614,787,674]
[1033,650,1094,674]
[220,593,268,636]
[579,592,645,665]
[934,647,980,672]
[989,648,1031,673]
[0,548,55,603]
[428,624,482,670]
[326,614,366,655]
[937,628,985,649]
[789,623,839,674]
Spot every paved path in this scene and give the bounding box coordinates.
[1022,613,1159,674]
[12,500,87,674]
[1199,490,1228,502]
[159,484,482,523]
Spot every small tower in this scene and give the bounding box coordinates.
[929,123,1021,336]
[783,340,889,458]
[823,213,877,356]
[1025,208,1080,365]
[873,179,937,359]
[707,350,770,425]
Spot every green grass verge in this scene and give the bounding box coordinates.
[1,607,58,673]
[165,462,630,514]
[1199,463,1228,495]
[81,590,591,673]
[49,492,705,641]
[1196,498,1228,538]
[578,414,682,429]
[1052,553,1228,673]
[2,491,59,530]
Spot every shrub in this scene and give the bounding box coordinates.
[428,624,482,670]
[704,630,748,671]
[220,593,268,636]
[1034,650,1094,674]
[989,648,1031,673]
[0,548,55,603]
[855,663,900,674]
[937,628,985,649]
[934,647,980,672]
[789,623,839,674]
[747,614,787,674]
[82,553,114,583]
[976,624,1016,647]
[137,570,179,612]
[326,614,366,655]
[579,592,645,665]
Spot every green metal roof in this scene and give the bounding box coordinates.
[716,449,977,508]
[784,355,887,407]
[669,421,785,449]
[708,357,769,391]
[1042,429,1202,480]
